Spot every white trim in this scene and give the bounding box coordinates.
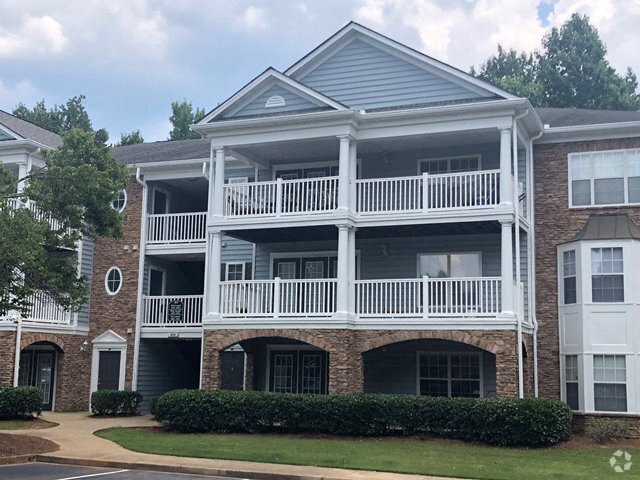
[112,189,127,213]
[104,267,123,295]
[90,330,127,396]
[537,122,640,144]
[225,262,246,281]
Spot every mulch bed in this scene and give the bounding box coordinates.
[0,433,58,457]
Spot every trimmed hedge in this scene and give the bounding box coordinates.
[151,390,572,447]
[0,386,43,419]
[91,390,142,416]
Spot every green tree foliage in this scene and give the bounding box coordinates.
[13,95,110,142]
[118,129,144,146]
[168,100,205,140]
[0,129,129,316]
[472,14,640,110]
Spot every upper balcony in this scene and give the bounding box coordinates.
[1,292,73,327]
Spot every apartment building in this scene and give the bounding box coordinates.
[1,23,639,422]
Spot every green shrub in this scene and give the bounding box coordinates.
[91,390,142,416]
[0,386,43,419]
[152,390,572,447]
[586,418,627,443]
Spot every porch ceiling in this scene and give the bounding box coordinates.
[224,221,500,243]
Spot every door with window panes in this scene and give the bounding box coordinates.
[270,350,327,394]
[273,257,336,314]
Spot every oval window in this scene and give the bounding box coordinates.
[105,267,123,295]
[112,189,127,212]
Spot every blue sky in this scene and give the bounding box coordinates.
[0,0,635,142]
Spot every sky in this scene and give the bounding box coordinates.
[1,0,638,142]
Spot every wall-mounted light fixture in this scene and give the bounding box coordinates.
[80,340,88,352]
[380,244,389,256]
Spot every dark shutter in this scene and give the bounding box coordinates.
[220,263,226,281]
[245,263,253,280]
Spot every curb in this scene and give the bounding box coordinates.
[0,454,37,466]
[35,455,333,480]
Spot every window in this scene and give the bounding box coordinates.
[226,263,245,281]
[419,155,481,174]
[564,355,579,410]
[562,250,577,304]
[418,253,481,278]
[569,149,640,207]
[593,355,627,412]
[419,353,482,398]
[591,247,624,302]
[111,189,127,212]
[105,267,122,295]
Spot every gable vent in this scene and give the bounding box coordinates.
[265,95,286,108]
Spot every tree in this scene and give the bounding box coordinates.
[0,129,129,316]
[13,95,110,143]
[472,14,640,110]
[168,100,205,140]
[118,130,144,146]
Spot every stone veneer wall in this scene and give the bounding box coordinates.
[534,137,640,399]
[202,328,528,397]
[573,413,640,439]
[0,331,16,386]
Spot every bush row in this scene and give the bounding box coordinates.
[90,390,142,416]
[0,386,43,419]
[151,389,572,447]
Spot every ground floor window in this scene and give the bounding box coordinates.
[593,354,627,412]
[269,349,328,394]
[418,352,482,398]
[564,355,579,410]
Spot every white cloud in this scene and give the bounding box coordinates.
[240,6,268,31]
[0,15,67,59]
[0,79,44,112]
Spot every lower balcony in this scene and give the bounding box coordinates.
[1,292,72,326]
[142,294,204,327]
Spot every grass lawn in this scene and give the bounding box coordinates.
[0,418,57,430]
[96,427,640,480]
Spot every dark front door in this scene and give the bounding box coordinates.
[18,350,56,411]
[97,351,121,390]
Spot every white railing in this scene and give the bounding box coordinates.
[7,198,68,232]
[356,277,501,317]
[146,212,207,244]
[25,292,72,325]
[356,170,501,215]
[142,295,204,327]
[220,278,337,317]
[223,177,339,217]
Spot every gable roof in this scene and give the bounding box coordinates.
[0,110,62,149]
[112,138,210,164]
[565,214,640,243]
[285,22,517,104]
[199,68,347,123]
[537,108,640,128]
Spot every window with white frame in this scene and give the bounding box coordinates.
[419,155,481,174]
[111,189,127,212]
[564,355,579,410]
[562,250,577,304]
[593,355,627,412]
[591,247,624,302]
[105,267,122,295]
[569,149,640,207]
[226,263,245,281]
[418,352,482,398]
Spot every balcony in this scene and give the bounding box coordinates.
[142,294,204,327]
[146,212,207,245]
[218,277,501,320]
[221,170,503,220]
[1,292,72,326]
[7,198,69,233]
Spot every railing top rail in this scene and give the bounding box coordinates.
[356,175,423,183]
[147,211,207,218]
[281,175,338,184]
[143,294,204,299]
[426,169,500,179]
[355,278,421,284]
[224,180,277,187]
[422,276,502,281]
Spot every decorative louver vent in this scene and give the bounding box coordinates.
[265,95,286,108]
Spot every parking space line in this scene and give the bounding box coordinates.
[54,470,129,480]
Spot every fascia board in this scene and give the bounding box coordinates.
[537,122,640,144]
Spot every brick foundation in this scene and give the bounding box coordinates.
[573,413,640,439]
[0,331,16,386]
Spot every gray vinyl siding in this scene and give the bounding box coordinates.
[76,239,94,327]
[363,339,496,396]
[519,231,529,320]
[136,339,201,412]
[226,168,256,182]
[297,39,491,110]
[254,234,501,280]
[225,84,320,119]
[221,236,254,266]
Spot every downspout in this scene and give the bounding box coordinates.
[529,128,544,397]
[513,109,528,398]
[131,167,147,390]
[12,314,22,386]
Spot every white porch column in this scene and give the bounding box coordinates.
[349,139,357,214]
[499,128,513,207]
[212,146,225,218]
[336,225,350,316]
[347,226,356,314]
[209,231,223,316]
[337,135,351,213]
[500,220,514,315]
[16,163,28,194]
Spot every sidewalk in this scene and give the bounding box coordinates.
[3,412,453,480]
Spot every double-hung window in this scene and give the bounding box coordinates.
[564,355,579,410]
[562,250,577,304]
[593,355,627,412]
[591,247,624,302]
[569,149,640,207]
[419,352,482,398]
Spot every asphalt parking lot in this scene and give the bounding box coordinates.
[0,463,250,480]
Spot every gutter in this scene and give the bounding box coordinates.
[131,167,148,390]
[537,121,640,144]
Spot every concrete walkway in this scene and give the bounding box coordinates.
[3,412,453,480]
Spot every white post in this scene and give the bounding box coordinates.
[209,231,223,317]
[347,226,356,314]
[500,220,514,315]
[348,140,357,214]
[336,225,349,315]
[273,277,281,318]
[499,128,512,207]
[422,172,429,213]
[422,276,429,319]
[16,163,28,195]
[275,178,283,216]
[337,136,351,213]
[212,147,225,218]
